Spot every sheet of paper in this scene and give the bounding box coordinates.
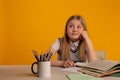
[66,74,103,80]
[60,67,81,73]
[75,62,87,67]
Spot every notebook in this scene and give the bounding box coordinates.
[77,60,120,77]
[66,74,103,80]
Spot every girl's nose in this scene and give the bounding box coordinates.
[73,26,77,31]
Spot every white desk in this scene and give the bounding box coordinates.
[0,65,120,80]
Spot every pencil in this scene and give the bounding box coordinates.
[32,50,39,61]
[48,52,53,61]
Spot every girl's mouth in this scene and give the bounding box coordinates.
[72,33,78,35]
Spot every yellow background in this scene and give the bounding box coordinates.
[0,0,120,65]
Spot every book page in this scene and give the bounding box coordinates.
[60,67,81,73]
[75,62,87,67]
[84,60,120,71]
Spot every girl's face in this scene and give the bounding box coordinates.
[67,19,84,41]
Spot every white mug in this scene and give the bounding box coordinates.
[31,61,51,77]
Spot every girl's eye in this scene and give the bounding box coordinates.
[77,26,80,29]
[69,25,73,28]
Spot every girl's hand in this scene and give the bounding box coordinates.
[62,60,75,68]
[80,31,89,41]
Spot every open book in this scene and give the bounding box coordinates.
[77,60,120,77]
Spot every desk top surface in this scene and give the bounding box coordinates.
[0,65,120,80]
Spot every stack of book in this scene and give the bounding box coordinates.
[77,60,120,77]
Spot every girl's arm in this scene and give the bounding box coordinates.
[81,31,97,62]
[51,60,75,68]
[48,48,75,67]
[47,47,64,67]
[51,60,65,67]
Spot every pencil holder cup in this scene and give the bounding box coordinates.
[31,61,51,78]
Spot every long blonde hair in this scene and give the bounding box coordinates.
[61,15,87,62]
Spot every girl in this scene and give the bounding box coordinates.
[49,15,97,68]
